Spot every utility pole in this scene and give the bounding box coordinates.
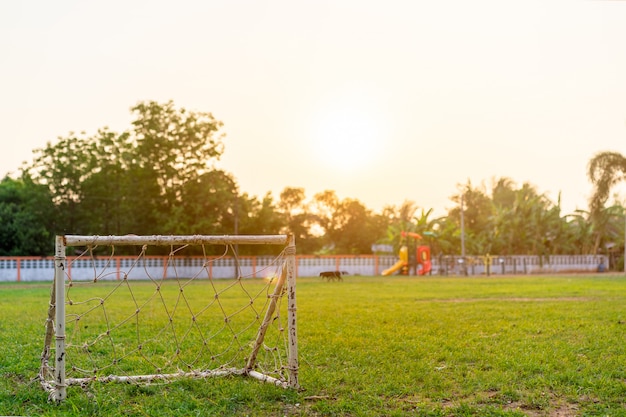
[234,194,239,278]
[460,193,467,276]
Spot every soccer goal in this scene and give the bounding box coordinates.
[39,234,298,402]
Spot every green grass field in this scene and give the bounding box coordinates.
[1,274,625,416]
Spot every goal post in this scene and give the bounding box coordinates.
[39,234,298,402]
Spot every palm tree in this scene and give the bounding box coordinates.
[590,204,625,255]
[587,151,626,256]
[588,151,626,217]
[382,200,420,250]
[563,210,595,255]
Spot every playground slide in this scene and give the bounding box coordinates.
[382,245,408,276]
[382,260,406,276]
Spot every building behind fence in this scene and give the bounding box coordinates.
[0,254,609,282]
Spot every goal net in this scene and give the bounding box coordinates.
[39,234,298,402]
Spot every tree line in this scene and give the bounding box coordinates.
[1,101,624,265]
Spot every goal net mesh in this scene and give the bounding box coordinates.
[39,235,298,402]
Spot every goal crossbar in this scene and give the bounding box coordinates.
[61,234,290,247]
[40,234,298,403]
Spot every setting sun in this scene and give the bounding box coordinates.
[308,96,387,174]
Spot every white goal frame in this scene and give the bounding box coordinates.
[39,234,298,402]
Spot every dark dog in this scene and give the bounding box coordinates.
[319,271,345,281]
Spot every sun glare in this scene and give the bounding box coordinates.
[310,98,386,174]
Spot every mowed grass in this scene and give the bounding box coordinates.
[1,274,626,416]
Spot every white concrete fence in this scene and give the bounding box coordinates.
[0,254,609,282]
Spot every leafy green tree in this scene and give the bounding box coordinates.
[174,170,239,235]
[330,198,376,254]
[26,132,96,232]
[277,187,307,234]
[0,176,55,255]
[24,101,227,237]
[312,190,340,244]
[312,190,386,254]
[448,180,494,254]
[238,192,282,235]
[131,100,224,201]
[277,187,321,253]
[76,129,161,235]
[237,192,286,255]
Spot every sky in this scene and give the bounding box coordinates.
[1,1,626,217]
